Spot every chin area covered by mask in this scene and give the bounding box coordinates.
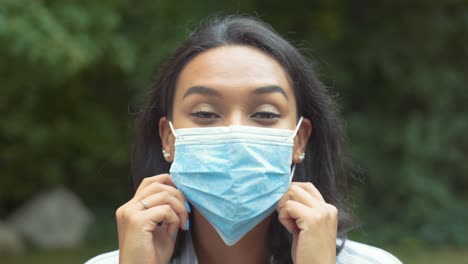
[169,117,303,245]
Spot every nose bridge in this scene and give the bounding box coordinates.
[224,108,247,126]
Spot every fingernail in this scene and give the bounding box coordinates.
[186,219,190,230]
[185,200,191,213]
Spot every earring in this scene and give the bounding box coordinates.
[298,152,305,160]
[162,150,171,158]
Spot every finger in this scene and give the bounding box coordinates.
[134,176,189,231]
[278,200,312,232]
[277,212,298,234]
[136,192,185,212]
[278,200,313,220]
[277,184,294,210]
[135,192,189,230]
[277,183,321,210]
[287,184,324,208]
[279,200,336,231]
[141,204,181,235]
[277,201,299,233]
[136,173,174,193]
[292,182,326,202]
[135,181,186,203]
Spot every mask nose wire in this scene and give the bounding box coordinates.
[168,121,177,137]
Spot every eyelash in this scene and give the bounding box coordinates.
[190,111,220,119]
[250,111,281,119]
[190,111,281,119]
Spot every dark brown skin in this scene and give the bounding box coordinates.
[116,46,337,264]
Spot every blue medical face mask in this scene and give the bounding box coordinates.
[169,117,303,246]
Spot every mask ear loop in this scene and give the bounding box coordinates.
[168,121,177,137]
[289,116,304,182]
[292,116,304,138]
[289,166,297,183]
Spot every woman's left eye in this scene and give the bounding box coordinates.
[250,111,281,119]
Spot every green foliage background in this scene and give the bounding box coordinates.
[1,0,467,246]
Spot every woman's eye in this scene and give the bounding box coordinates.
[190,111,220,119]
[251,111,281,119]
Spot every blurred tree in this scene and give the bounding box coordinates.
[0,0,135,209]
[1,0,467,246]
[335,2,468,246]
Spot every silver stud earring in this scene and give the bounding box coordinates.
[162,150,171,158]
[298,152,305,160]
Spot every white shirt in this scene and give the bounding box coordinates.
[85,237,402,264]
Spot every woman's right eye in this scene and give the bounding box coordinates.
[190,111,220,119]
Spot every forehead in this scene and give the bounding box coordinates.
[175,45,293,95]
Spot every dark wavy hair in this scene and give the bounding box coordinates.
[132,15,355,263]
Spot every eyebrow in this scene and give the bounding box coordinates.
[253,85,288,100]
[183,86,222,99]
[182,85,289,100]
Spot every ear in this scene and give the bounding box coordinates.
[292,117,312,164]
[159,117,175,162]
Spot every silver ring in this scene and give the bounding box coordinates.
[140,199,149,209]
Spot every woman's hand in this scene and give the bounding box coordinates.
[277,182,338,264]
[116,174,190,264]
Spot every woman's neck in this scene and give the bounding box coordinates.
[191,209,271,264]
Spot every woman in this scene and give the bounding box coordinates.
[87,16,401,264]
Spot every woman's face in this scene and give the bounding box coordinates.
[160,45,311,163]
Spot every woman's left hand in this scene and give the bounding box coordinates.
[277,182,338,264]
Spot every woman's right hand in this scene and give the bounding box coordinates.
[116,173,190,264]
